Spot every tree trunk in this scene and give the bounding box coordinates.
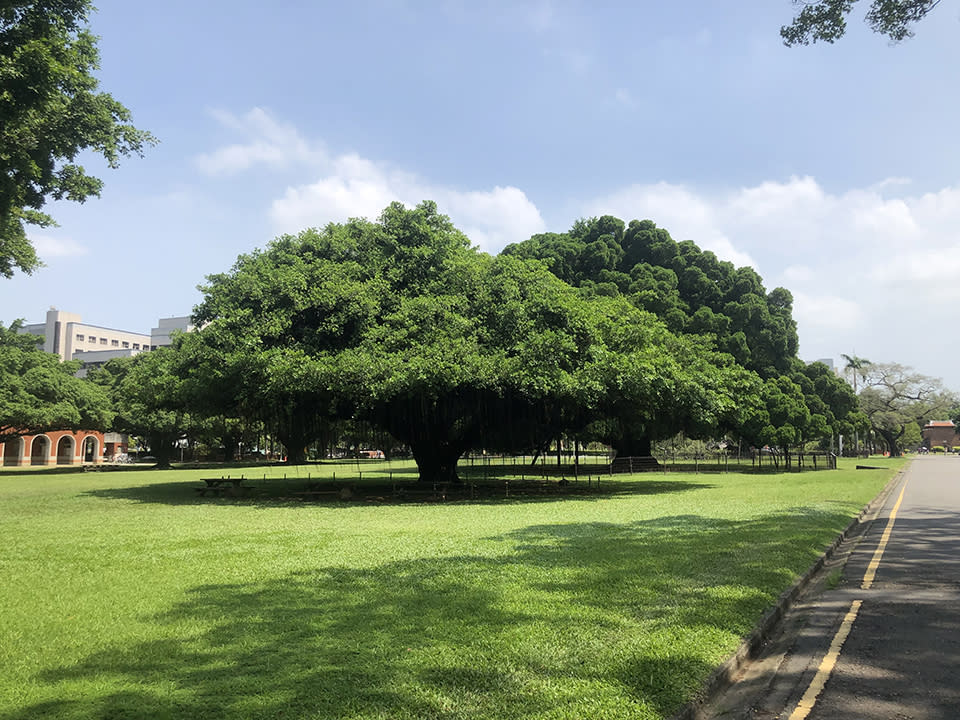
[222,443,236,462]
[876,429,902,457]
[221,432,240,462]
[285,445,307,464]
[149,432,177,469]
[410,440,464,484]
[277,431,310,464]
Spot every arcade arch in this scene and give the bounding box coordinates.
[3,438,23,467]
[56,436,75,465]
[82,436,99,463]
[30,435,50,466]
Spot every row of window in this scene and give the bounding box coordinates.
[75,334,151,351]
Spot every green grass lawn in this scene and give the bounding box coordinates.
[0,457,906,720]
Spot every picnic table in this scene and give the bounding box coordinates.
[195,477,251,497]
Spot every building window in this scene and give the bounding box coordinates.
[132,343,140,350]
[121,341,129,348]
[111,339,119,347]
[76,334,84,342]
[88,336,96,343]
[100,338,107,345]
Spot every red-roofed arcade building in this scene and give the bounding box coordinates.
[922,420,960,451]
[1,431,106,467]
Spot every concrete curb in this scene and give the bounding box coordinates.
[670,466,908,720]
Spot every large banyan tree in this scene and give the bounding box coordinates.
[501,215,807,456]
[502,216,799,378]
[186,201,742,482]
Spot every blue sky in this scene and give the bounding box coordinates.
[4,0,960,389]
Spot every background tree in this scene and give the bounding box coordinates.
[90,349,190,468]
[858,361,956,456]
[781,0,942,45]
[0,320,110,442]
[1,0,155,277]
[790,360,861,449]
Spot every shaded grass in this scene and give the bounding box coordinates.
[0,458,906,719]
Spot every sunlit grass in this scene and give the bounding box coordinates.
[0,457,906,719]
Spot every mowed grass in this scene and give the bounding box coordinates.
[0,457,905,720]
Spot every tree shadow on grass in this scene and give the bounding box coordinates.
[3,510,854,720]
[79,476,716,508]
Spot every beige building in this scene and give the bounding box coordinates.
[22,308,152,361]
[21,309,194,372]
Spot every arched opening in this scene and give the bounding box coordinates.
[83,436,99,463]
[56,436,75,465]
[30,436,50,466]
[3,438,24,467]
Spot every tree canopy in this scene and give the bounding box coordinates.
[0,0,155,277]
[781,0,942,45]
[502,216,799,379]
[0,320,110,441]
[186,202,744,481]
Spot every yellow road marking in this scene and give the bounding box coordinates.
[787,476,909,718]
[787,600,863,720]
[861,479,909,590]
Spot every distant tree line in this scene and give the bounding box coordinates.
[3,201,954,478]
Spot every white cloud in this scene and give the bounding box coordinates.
[199,109,547,253]
[588,176,960,389]
[434,185,546,252]
[271,161,545,254]
[195,107,327,175]
[792,291,864,331]
[30,234,88,259]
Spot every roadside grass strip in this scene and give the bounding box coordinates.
[0,458,904,719]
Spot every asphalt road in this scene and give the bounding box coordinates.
[718,456,960,719]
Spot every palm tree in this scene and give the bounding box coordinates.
[841,353,871,456]
[841,353,872,394]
